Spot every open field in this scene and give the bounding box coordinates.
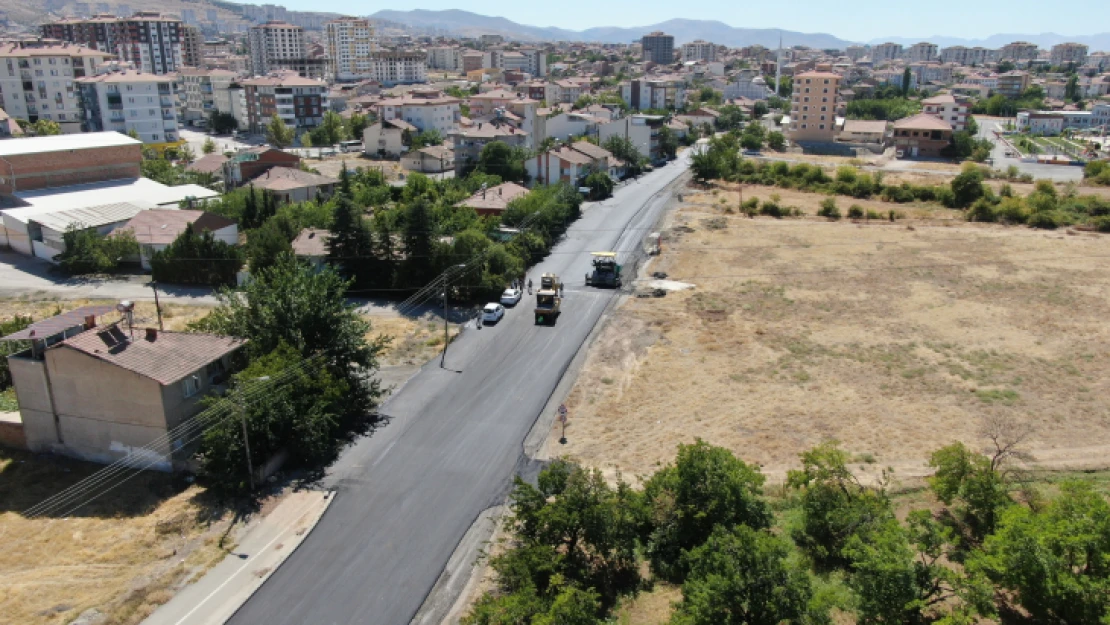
[547,181,1110,485]
[0,449,237,625]
[370,313,461,367]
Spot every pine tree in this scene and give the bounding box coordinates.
[243,186,259,229]
[401,198,435,287]
[327,193,372,283]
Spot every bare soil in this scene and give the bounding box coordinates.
[548,182,1110,486]
[0,449,237,625]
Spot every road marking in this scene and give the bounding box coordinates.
[169,495,327,625]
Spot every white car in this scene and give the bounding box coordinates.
[500,288,523,306]
[481,303,505,324]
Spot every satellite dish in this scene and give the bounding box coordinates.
[116,300,134,313]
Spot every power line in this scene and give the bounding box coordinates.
[23,355,323,519]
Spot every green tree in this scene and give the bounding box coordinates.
[671,525,819,625]
[327,192,373,282]
[345,111,369,140]
[32,119,62,136]
[266,115,294,149]
[949,164,986,208]
[901,68,913,97]
[477,141,528,182]
[643,440,771,581]
[715,104,745,130]
[208,111,238,134]
[409,129,443,149]
[178,144,196,164]
[202,136,217,154]
[787,442,895,568]
[583,171,614,200]
[1065,74,1080,102]
[740,132,763,151]
[401,197,436,286]
[972,481,1110,624]
[657,125,680,160]
[928,442,1013,543]
[56,226,138,275]
[310,111,348,147]
[150,223,244,285]
[752,100,769,118]
[690,133,740,184]
[193,256,385,413]
[767,131,785,150]
[601,135,646,175]
[246,216,294,274]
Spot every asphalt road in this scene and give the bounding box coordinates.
[973,116,1085,182]
[227,155,691,625]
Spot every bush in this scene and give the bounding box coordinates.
[817,197,841,220]
[847,205,864,219]
[760,199,785,218]
[584,171,614,200]
[740,197,759,217]
[56,227,138,275]
[151,223,245,285]
[966,198,997,222]
[1026,211,1061,229]
[866,209,883,220]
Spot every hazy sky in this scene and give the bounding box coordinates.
[267,0,1107,41]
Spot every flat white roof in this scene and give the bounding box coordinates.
[0,131,141,157]
[30,201,153,233]
[2,178,220,224]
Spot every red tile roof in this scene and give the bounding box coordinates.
[56,325,245,385]
[115,210,237,245]
[1,305,117,341]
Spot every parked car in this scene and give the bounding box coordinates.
[500,288,522,306]
[482,303,505,324]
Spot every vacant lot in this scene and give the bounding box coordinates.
[0,449,236,625]
[549,183,1110,484]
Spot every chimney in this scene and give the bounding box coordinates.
[145,327,158,341]
[84,314,97,329]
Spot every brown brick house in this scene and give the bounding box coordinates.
[891,113,954,158]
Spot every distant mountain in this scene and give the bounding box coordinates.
[368,10,856,49]
[868,33,1110,51]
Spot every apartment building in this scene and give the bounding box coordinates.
[325,16,376,81]
[787,71,841,143]
[921,94,968,131]
[178,67,236,123]
[906,42,938,63]
[516,47,546,77]
[461,50,489,73]
[845,45,867,61]
[368,51,426,86]
[681,40,716,62]
[641,31,675,65]
[621,77,686,110]
[0,40,112,132]
[996,70,1031,98]
[426,46,461,71]
[41,12,184,75]
[1050,42,1088,66]
[490,48,546,78]
[939,46,993,66]
[998,41,1038,62]
[248,20,305,75]
[241,70,327,133]
[871,42,903,64]
[182,24,202,67]
[77,69,181,143]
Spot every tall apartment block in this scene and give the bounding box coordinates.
[40,12,184,75]
[641,31,675,65]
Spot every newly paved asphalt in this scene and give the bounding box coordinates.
[227,155,691,625]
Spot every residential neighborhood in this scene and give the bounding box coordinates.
[0,2,1109,625]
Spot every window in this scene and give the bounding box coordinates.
[183,375,200,398]
[801,124,807,129]
[819,124,825,129]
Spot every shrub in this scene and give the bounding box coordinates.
[1094,216,1110,232]
[966,198,997,222]
[740,197,759,217]
[995,197,1029,224]
[866,210,883,220]
[760,199,785,218]
[1026,211,1061,229]
[847,205,864,219]
[818,197,841,220]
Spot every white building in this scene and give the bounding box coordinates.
[248,21,305,75]
[324,16,377,82]
[620,77,687,110]
[367,50,426,85]
[374,88,461,134]
[178,67,236,123]
[722,71,773,100]
[77,69,181,143]
[939,46,993,66]
[681,40,716,62]
[1050,42,1088,66]
[872,42,903,64]
[0,40,113,133]
[921,94,969,131]
[426,46,461,71]
[906,42,938,63]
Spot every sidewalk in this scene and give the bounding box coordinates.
[142,489,334,625]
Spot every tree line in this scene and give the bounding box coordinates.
[464,433,1110,624]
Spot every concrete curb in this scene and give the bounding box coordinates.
[141,489,335,625]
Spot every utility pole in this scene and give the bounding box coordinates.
[150,280,164,331]
[440,276,449,369]
[239,388,255,491]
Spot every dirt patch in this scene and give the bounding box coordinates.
[307,155,405,180]
[549,186,1110,484]
[0,449,237,625]
[370,313,462,367]
[0,298,213,333]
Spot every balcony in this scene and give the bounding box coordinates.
[160,97,174,107]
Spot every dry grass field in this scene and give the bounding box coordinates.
[0,450,236,625]
[548,182,1110,485]
[0,298,213,334]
